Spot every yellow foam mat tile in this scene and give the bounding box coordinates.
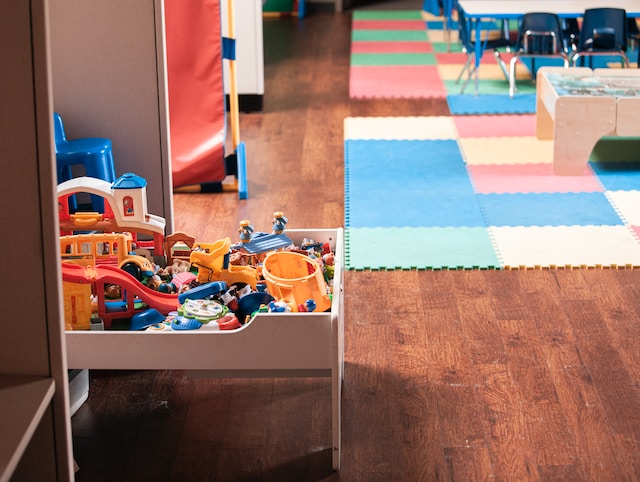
[490,225,640,269]
[344,116,458,140]
[426,30,447,43]
[459,137,554,165]
[437,63,531,81]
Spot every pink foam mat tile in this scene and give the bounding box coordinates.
[490,225,640,268]
[434,52,468,64]
[352,19,428,30]
[351,41,433,54]
[453,115,536,138]
[350,65,446,98]
[468,163,602,194]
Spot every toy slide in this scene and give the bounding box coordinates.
[61,263,180,315]
[165,0,248,198]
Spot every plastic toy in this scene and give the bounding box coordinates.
[178,299,228,322]
[272,211,288,234]
[57,173,166,256]
[190,237,258,288]
[60,209,339,332]
[62,280,93,331]
[262,251,332,313]
[164,232,196,265]
[61,263,181,329]
[233,215,292,255]
[130,308,166,331]
[60,232,155,281]
[238,220,254,243]
[177,281,228,304]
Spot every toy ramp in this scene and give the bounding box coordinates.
[165,0,247,197]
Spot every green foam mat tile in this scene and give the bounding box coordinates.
[353,10,425,21]
[352,29,429,42]
[345,227,501,270]
[351,52,436,66]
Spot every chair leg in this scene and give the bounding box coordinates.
[460,57,476,94]
[456,54,473,84]
[622,53,630,68]
[84,151,116,213]
[493,51,510,81]
[509,56,518,98]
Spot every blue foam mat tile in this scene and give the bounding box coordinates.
[345,138,486,227]
[477,192,624,227]
[345,139,472,192]
[345,226,501,270]
[446,94,536,115]
[346,191,487,227]
[591,161,640,191]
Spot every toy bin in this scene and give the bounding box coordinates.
[262,251,332,312]
[65,228,344,470]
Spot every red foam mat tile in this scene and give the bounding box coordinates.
[350,65,446,98]
[454,115,536,137]
[351,40,433,54]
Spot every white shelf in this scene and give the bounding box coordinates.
[66,228,344,470]
[0,375,55,482]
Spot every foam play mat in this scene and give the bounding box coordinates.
[344,116,640,270]
[349,9,536,109]
[350,9,637,114]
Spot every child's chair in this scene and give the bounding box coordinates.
[54,112,117,212]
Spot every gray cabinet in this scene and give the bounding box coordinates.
[0,1,74,480]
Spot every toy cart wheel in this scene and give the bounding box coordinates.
[121,262,142,281]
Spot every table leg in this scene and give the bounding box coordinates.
[536,93,554,141]
[553,96,616,175]
[474,19,482,95]
[443,0,453,52]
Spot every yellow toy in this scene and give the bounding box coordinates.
[60,232,155,281]
[62,281,93,330]
[189,237,258,288]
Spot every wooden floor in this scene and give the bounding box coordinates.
[71,5,640,482]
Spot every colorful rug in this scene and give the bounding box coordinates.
[344,116,640,270]
[350,9,638,114]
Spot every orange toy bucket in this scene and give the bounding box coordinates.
[262,251,331,312]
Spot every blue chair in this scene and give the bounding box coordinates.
[509,12,570,97]
[54,112,116,212]
[571,8,629,68]
[455,3,513,94]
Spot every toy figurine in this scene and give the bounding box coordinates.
[272,211,288,234]
[239,219,254,243]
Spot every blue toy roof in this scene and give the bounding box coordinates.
[113,173,147,189]
[240,232,293,254]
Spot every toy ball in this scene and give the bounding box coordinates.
[305,299,317,312]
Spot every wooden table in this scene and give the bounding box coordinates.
[456,0,640,93]
[536,66,640,175]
